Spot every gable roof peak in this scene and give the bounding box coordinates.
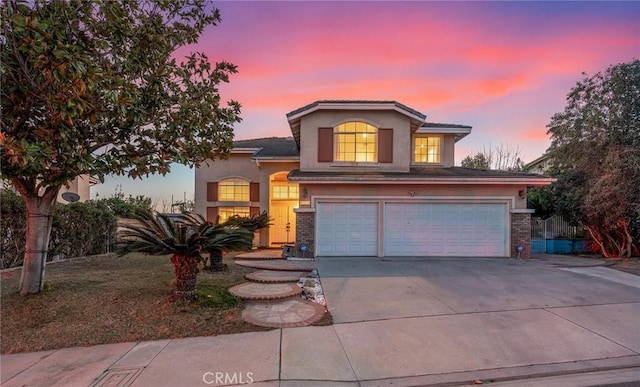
[286,100,426,120]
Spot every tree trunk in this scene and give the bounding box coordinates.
[170,254,201,302]
[14,181,60,296]
[620,220,633,259]
[585,223,634,259]
[174,270,198,302]
[206,248,226,271]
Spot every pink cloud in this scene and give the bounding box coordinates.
[521,126,550,141]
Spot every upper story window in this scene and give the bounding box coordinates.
[334,121,377,162]
[218,178,250,201]
[414,136,441,164]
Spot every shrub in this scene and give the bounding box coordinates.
[0,189,117,269]
[1,189,27,269]
[95,191,153,218]
[49,201,117,260]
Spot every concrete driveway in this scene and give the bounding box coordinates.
[310,256,640,384]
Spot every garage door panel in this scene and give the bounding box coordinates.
[384,203,507,257]
[317,203,378,256]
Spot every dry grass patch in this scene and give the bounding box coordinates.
[0,253,270,354]
[610,257,640,276]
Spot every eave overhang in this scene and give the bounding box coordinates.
[417,123,472,142]
[231,148,261,154]
[287,168,555,187]
[252,156,300,162]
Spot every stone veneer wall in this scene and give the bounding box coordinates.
[511,212,531,258]
[295,211,315,256]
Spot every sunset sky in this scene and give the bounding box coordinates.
[94,1,639,208]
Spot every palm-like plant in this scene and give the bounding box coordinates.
[223,211,272,232]
[204,211,272,271]
[117,212,212,302]
[201,223,254,271]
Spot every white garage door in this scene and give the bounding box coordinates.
[316,203,378,256]
[384,203,507,257]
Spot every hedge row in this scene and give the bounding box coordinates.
[1,189,117,269]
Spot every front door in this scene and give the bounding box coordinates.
[271,205,296,245]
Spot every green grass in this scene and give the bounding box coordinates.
[0,253,270,354]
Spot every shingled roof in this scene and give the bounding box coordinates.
[233,137,299,158]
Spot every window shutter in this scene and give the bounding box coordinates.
[207,182,218,201]
[379,128,393,163]
[250,182,260,202]
[206,207,219,223]
[250,207,260,217]
[318,127,334,162]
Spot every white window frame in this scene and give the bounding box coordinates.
[334,121,378,163]
[218,178,250,201]
[413,135,442,164]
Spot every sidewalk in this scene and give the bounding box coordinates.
[3,327,639,386]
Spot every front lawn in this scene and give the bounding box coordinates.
[0,253,269,354]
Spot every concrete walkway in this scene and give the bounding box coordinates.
[2,255,640,386]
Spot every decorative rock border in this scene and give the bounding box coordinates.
[245,270,312,283]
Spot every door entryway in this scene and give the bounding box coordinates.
[269,172,298,246]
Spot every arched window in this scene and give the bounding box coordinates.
[218,178,250,201]
[334,121,377,162]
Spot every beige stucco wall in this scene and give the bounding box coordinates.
[57,175,93,202]
[442,134,456,168]
[194,154,300,246]
[298,109,457,171]
[299,110,412,172]
[194,153,261,217]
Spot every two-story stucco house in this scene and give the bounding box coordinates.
[195,100,553,258]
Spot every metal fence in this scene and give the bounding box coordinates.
[531,215,586,254]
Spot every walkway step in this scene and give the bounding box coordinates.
[235,250,284,260]
[245,270,311,283]
[229,282,301,301]
[242,298,327,328]
[235,259,315,272]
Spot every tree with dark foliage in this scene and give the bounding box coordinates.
[547,60,640,258]
[1,0,241,294]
